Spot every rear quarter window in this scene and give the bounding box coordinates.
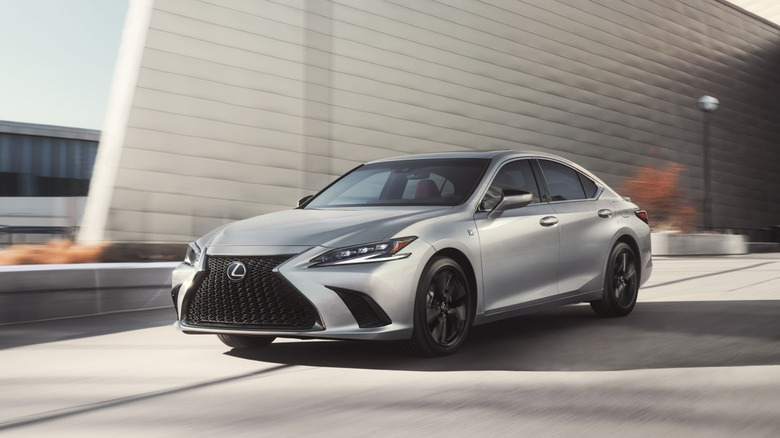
[578,173,599,198]
[539,160,586,201]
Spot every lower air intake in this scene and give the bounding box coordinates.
[329,287,391,328]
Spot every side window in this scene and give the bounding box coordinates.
[578,173,599,198]
[539,160,586,201]
[480,159,541,210]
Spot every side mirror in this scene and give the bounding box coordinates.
[297,195,314,208]
[489,190,533,218]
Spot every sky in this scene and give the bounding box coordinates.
[0,0,128,130]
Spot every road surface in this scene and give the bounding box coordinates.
[1,255,779,437]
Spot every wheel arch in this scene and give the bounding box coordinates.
[591,233,642,317]
[613,233,641,283]
[431,247,478,323]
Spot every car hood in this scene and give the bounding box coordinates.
[203,207,450,248]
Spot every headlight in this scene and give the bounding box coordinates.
[309,237,417,267]
[184,242,201,266]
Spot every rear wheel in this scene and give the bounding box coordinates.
[217,334,275,349]
[590,242,639,317]
[402,256,472,357]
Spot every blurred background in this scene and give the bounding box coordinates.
[2,0,780,259]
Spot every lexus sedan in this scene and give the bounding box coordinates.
[172,150,652,356]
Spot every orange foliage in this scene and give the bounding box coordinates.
[0,240,107,266]
[619,164,698,233]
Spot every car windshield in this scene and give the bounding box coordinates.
[306,158,491,208]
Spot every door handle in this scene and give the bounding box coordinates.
[540,216,558,227]
[598,209,613,218]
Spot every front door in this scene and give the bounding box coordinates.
[474,159,560,314]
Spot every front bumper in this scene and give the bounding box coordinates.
[172,241,433,341]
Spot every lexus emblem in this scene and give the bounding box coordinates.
[226,261,247,282]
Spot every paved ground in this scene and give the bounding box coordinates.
[1,255,779,437]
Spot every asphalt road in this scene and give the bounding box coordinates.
[1,255,779,437]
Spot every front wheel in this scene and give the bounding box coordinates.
[590,242,639,317]
[217,334,275,349]
[402,256,472,357]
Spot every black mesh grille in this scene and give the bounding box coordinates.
[185,255,319,330]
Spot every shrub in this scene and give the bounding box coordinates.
[0,240,106,265]
[619,164,698,233]
[0,240,187,265]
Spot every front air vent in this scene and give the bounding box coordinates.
[329,286,391,328]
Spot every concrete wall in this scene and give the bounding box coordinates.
[651,232,748,255]
[79,0,780,243]
[0,262,177,324]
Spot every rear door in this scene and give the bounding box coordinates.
[537,159,618,294]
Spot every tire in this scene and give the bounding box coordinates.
[590,242,639,317]
[402,256,472,357]
[217,334,275,349]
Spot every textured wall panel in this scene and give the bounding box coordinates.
[80,0,780,242]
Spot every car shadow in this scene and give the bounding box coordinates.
[226,300,780,371]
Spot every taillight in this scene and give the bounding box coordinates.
[635,209,649,224]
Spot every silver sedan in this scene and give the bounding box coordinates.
[172,151,652,356]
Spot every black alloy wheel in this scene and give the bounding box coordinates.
[403,256,472,356]
[591,242,639,317]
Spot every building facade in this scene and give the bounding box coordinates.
[79,0,780,243]
[1,121,99,243]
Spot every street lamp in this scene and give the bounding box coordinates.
[697,95,719,231]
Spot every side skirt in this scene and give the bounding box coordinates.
[473,289,602,326]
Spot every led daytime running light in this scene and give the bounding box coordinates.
[311,237,416,267]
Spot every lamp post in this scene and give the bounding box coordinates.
[697,95,719,231]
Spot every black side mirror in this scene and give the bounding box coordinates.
[297,195,314,208]
[489,190,533,218]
